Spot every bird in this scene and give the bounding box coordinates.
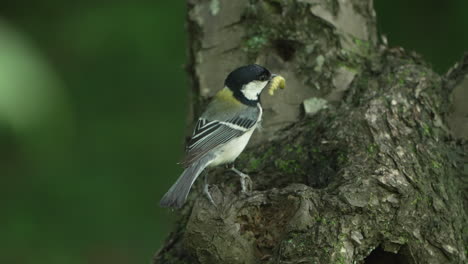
[160,64,278,209]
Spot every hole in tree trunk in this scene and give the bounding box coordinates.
[273,39,298,61]
[364,246,412,264]
[264,0,283,15]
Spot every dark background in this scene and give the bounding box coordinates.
[0,1,466,263]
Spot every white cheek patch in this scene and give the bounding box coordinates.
[241,81,269,100]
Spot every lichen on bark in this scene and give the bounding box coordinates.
[154,0,467,263]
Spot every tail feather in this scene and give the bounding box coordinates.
[159,154,214,208]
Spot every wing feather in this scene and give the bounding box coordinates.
[181,115,257,167]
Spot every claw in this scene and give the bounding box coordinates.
[231,167,253,193]
[204,174,217,207]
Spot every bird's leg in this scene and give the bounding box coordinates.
[231,166,252,193]
[203,173,216,207]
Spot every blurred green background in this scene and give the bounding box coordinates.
[0,1,466,264]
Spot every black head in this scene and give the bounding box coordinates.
[224,64,272,105]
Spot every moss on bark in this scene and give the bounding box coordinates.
[154,1,467,263]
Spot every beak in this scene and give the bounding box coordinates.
[265,74,278,91]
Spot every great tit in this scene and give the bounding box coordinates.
[160,64,278,209]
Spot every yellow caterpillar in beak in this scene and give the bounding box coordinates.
[268,75,286,96]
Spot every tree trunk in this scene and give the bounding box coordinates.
[154,0,467,263]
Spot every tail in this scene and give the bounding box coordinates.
[159,154,214,208]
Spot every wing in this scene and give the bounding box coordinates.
[180,115,257,167]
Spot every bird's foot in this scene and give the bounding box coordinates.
[203,174,217,207]
[203,183,217,207]
[231,167,253,194]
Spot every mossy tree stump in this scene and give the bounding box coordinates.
[154,0,467,263]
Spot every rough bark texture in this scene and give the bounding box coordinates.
[155,0,467,263]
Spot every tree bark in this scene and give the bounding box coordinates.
[154,0,467,263]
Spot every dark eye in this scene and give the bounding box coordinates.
[259,74,268,81]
